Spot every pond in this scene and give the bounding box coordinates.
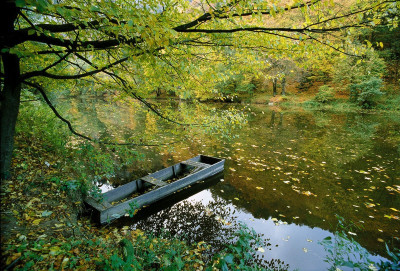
[62,97,400,270]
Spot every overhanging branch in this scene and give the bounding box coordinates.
[21,80,181,147]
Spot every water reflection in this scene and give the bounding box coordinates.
[66,98,400,269]
[113,174,289,270]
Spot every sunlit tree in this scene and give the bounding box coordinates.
[1,0,398,178]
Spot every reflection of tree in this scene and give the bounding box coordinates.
[269,111,283,128]
[130,199,288,270]
[77,98,108,140]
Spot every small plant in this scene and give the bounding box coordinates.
[125,201,139,217]
[314,85,335,104]
[349,77,384,108]
[209,223,284,270]
[377,244,400,270]
[319,215,376,271]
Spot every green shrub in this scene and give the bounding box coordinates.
[349,77,384,108]
[16,100,69,154]
[314,85,335,104]
[333,49,386,85]
[320,216,400,271]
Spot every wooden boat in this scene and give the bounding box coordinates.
[85,155,225,224]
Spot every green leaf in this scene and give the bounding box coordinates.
[41,210,53,217]
[15,0,26,7]
[28,29,36,36]
[224,254,234,264]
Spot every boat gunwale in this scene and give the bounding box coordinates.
[85,155,225,224]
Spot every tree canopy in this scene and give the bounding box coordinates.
[1,0,399,178]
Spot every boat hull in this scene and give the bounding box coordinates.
[85,155,225,224]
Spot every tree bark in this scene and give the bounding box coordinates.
[1,54,21,179]
[1,2,20,179]
[281,76,286,96]
[272,78,277,97]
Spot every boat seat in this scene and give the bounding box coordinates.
[141,176,168,187]
[181,160,211,169]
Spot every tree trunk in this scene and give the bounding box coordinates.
[272,78,277,97]
[281,76,286,96]
[1,54,21,179]
[1,2,21,179]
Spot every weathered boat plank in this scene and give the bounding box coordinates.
[85,155,225,224]
[141,176,167,187]
[181,160,211,168]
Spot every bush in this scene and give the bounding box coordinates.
[333,49,386,85]
[349,77,384,108]
[314,85,335,103]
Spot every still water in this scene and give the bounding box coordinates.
[64,98,400,270]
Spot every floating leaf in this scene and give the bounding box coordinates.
[257,247,265,253]
[41,210,53,217]
[256,187,264,190]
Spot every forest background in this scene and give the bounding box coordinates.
[1,0,399,270]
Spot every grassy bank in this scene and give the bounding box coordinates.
[246,83,400,112]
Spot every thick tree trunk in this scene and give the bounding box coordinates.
[1,1,20,179]
[0,54,21,179]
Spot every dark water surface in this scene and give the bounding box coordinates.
[65,98,400,270]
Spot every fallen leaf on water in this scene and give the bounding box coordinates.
[256,187,264,190]
[302,191,316,197]
[41,210,53,217]
[384,214,399,220]
[257,247,265,253]
[303,248,308,253]
[365,203,376,208]
[377,238,384,243]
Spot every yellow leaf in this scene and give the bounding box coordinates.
[257,247,265,253]
[234,198,239,200]
[390,208,399,212]
[32,219,41,225]
[256,187,264,190]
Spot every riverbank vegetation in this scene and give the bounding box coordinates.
[1,0,400,270]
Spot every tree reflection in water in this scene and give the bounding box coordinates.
[132,199,289,270]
